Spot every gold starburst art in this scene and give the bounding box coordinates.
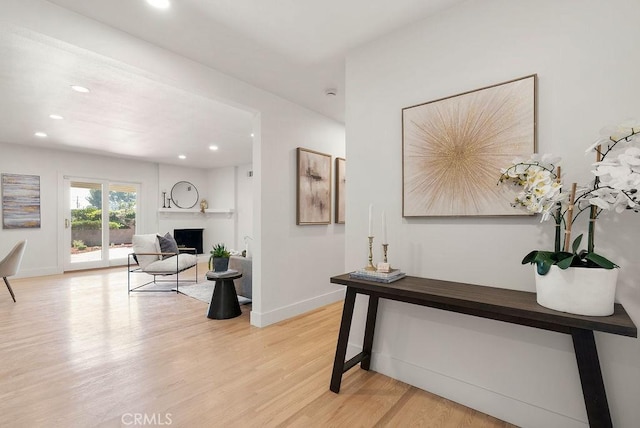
[402,75,536,217]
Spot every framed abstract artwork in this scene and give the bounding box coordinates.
[402,74,536,217]
[296,148,331,225]
[335,157,346,224]
[2,173,41,229]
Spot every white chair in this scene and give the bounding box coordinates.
[127,234,198,293]
[0,240,27,302]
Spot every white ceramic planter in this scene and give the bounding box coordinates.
[534,265,618,316]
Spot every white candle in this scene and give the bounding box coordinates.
[368,204,373,237]
[382,211,387,244]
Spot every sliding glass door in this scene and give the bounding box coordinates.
[64,178,138,271]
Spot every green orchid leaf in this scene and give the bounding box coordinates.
[555,252,573,261]
[552,252,573,263]
[535,252,557,275]
[557,255,576,269]
[536,258,553,275]
[520,248,610,275]
[571,234,583,254]
[522,250,554,265]
[521,250,539,265]
[534,251,556,263]
[584,252,619,269]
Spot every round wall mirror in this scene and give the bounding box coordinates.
[170,181,199,209]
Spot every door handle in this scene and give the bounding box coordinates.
[65,218,70,228]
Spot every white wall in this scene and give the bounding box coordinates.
[0,142,159,277]
[235,163,253,255]
[157,164,247,256]
[257,107,345,325]
[205,166,236,250]
[345,1,640,427]
[157,164,209,253]
[158,164,208,212]
[0,139,251,274]
[3,0,346,326]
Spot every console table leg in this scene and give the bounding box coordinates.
[571,329,612,428]
[361,294,379,371]
[330,288,357,393]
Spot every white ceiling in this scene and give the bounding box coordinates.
[0,25,254,169]
[1,0,466,168]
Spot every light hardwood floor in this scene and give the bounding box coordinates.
[0,264,517,427]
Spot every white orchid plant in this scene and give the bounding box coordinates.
[498,121,640,275]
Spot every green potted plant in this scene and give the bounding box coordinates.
[209,243,231,272]
[498,121,640,315]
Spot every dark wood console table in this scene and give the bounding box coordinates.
[329,274,637,428]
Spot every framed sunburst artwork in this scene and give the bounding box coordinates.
[402,74,536,217]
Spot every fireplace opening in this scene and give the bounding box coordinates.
[173,228,204,254]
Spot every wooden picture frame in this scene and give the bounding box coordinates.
[335,157,345,224]
[296,148,331,225]
[402,74,537,217]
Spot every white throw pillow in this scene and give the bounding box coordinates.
[132,234,161,269]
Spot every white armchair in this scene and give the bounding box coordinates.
[127,234,198,293]
[0,240,27,302]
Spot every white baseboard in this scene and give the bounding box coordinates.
[15,266,62,278]
[250,288,345,327]
[346,344,588,428]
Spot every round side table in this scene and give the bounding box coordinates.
[206,271,243,319]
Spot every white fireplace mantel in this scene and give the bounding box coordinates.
[158,208,233,214]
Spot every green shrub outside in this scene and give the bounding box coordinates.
[71,207,135,230]
[72,220,123,230]
[72,240,87,250]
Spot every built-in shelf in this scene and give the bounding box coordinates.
[158,208,234,214]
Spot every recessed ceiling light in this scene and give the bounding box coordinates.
[71,85,90,93]
[178,155,186,160]
[250,133,254,138]
[147,0,170,9]
[34,132,47,138]
[49,114,64,120]
[209,145,219,151]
